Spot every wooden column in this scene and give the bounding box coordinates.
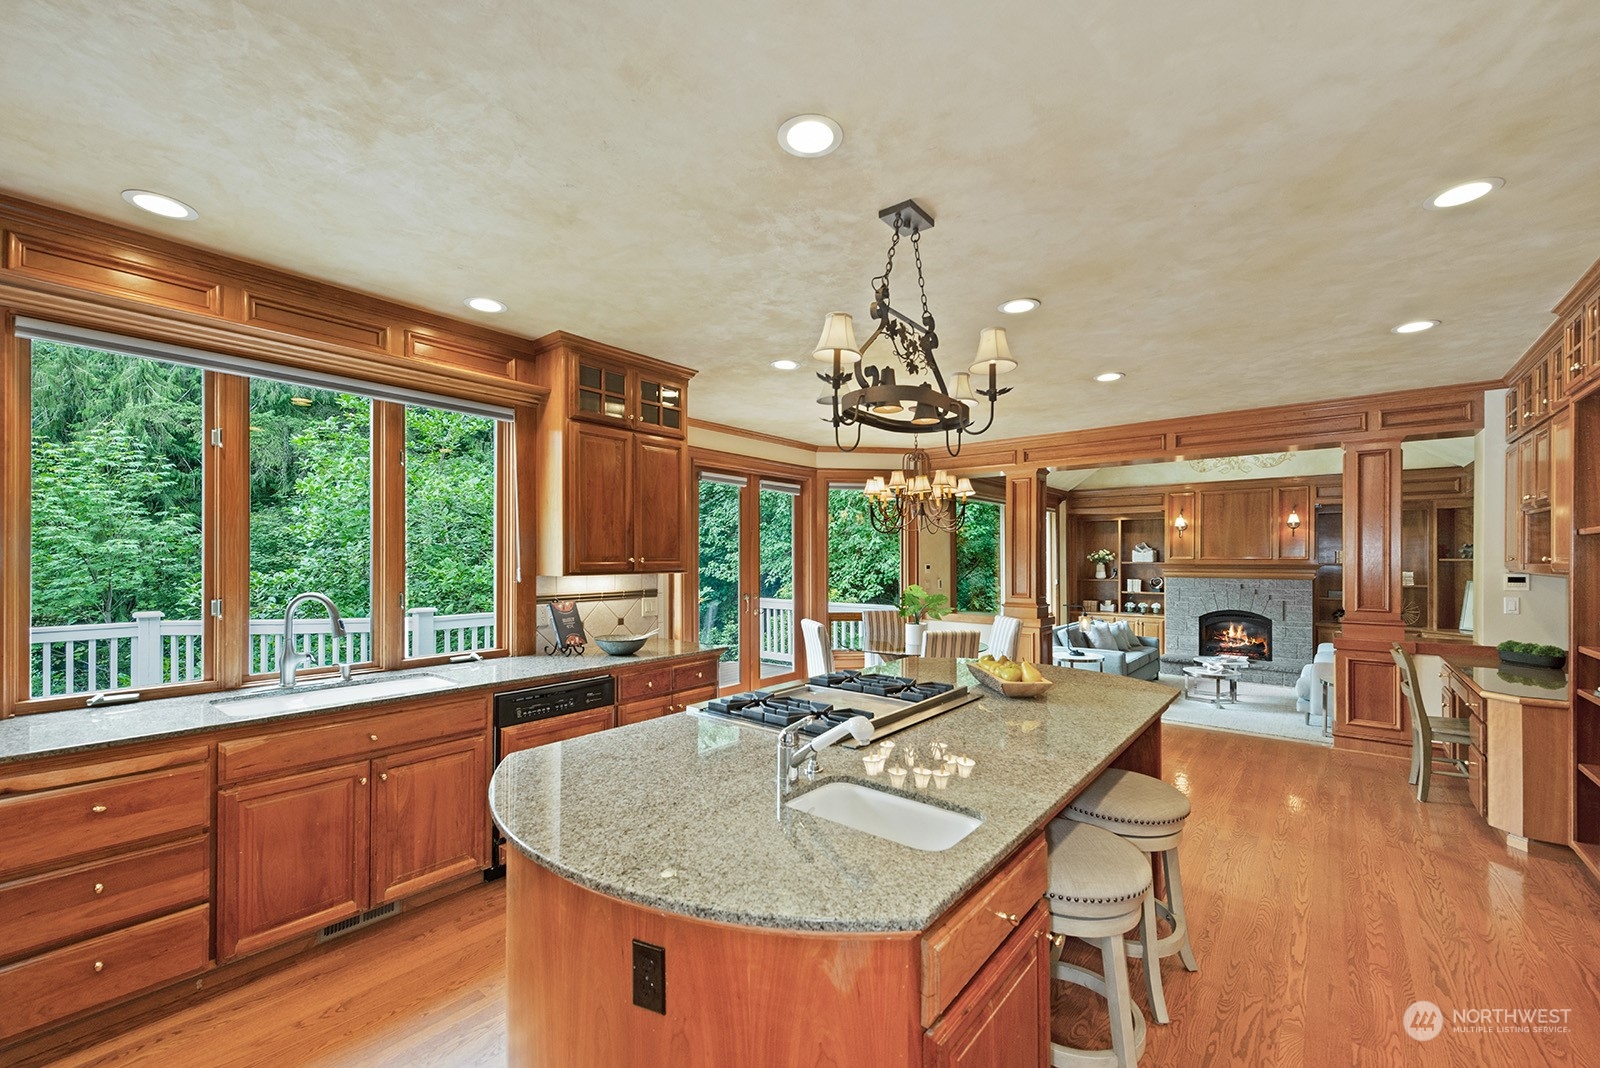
[1003,469,1053,663]
[371,401,406,668]
[0,314,27,716]
[1334,440,1409,753]
[203,372,251,689]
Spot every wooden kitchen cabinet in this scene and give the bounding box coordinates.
[615,656,719,725]
[371,734,489,904]
[533,331,696,575]
[922,904,1050,1068]
[1550,406,1573,573]
[217,761,371,960]
[216,696,492,960]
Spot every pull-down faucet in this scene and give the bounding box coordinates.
[279,592,349,690]
[777,715,875,794]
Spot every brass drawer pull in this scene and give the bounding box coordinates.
[93,961,104,973]
[994,911,1020,927]
[91,804,108,814]
[369,734,379,742]
[94,882,105,895]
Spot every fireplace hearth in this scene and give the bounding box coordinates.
[1199,610,1272,661]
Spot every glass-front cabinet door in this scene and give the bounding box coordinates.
[637,375,685,436]
[575,360,629,423]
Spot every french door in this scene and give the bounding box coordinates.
[696,471,802,692]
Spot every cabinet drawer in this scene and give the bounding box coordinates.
[676,684,717,709]
[920,834,1048,1027]
[617,698,672,727]
[672,659,717,693]
[618,667,672,703]
[0,904,210,1041]
[499,706,615,761]
[0,836,209,963]
[0,764,210,879]
[218,696,487,783]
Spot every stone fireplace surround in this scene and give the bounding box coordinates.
[1160,576,1315,686]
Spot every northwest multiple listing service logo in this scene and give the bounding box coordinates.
[1404,999,1572,1042]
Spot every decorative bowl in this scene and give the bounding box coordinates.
[595,634,649,656]
[966,662,1054,699]
[1498,649,1566,670]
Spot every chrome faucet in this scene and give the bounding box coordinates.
[279,592,349,690]
[777,715,875,794]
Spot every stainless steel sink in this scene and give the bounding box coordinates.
[786,781,981,851]
[212,674,457,716]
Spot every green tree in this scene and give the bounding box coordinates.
[955,500,1002,612]
[404,407,496,616]
[827,489,900,605]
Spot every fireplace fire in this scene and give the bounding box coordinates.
[1199,610,1272,661]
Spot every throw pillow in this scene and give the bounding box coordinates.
[1087,621,1120,651]
[1113,621,1140,651]
[1069,626,1091,649]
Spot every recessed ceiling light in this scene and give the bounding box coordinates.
[998,298,1040,314]
[778,114,842,157]
[1094,371,1125,383]
[121,189,198,220]
[465,297,507,313]
[1391,320,1439,334]
[771,359,799,370]
[1425,177,1504,210]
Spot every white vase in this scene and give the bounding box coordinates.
[1094,563,1107,579]
[904,622,925,656]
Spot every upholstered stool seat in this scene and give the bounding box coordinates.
[1064,769,1198,1028]
[1065,768,1191,839]
[1044,819,1153,1067]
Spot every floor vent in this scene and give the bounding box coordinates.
[318,901,400,942]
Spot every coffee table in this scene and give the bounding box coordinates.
[1055,650,1105,673]
[1182,660,1243,707]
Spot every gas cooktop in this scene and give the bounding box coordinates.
[692,672,972,744]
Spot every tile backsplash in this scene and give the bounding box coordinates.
[534,574,662,653]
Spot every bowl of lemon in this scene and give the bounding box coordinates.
[966,655,1054,698]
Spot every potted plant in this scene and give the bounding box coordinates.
[1087,548,1116,580]
[1496,640,1567,670]
[898,584,951,656]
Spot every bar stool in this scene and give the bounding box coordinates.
[1064,769,1197,1025]
[1044,818,1153,1067]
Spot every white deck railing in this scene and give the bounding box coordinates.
[751,599,885,668]
[30,609,496,699]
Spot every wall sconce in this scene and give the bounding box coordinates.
[1286,508,1302,537]
[1173,510,1188,538]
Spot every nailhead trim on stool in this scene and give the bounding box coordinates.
[1044,819,1153,1068]
[1064,770,1199,1028]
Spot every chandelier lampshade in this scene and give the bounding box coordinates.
[862,448,976,534]
[812,312,861,365]
[970,327,1018,375]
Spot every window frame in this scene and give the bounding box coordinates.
[0,331,515,716]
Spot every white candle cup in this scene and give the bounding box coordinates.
[956,756,976,778]
[913,767,933,789]
[887,766,908,787]
[931,767,952,790]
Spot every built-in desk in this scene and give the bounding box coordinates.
[1440,655,1570,848]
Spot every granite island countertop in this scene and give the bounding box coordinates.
[490,659,1178,933]
[0,641,722,766]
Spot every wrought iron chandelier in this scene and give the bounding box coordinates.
[812,200,1019,456]
[863,447,976,534]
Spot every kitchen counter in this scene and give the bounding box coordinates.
[1439,653,1569,704]
[490,659,1177,933]
[0,641,720,766]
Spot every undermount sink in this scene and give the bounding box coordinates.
[213,674,457,716]
[786,781,981,852]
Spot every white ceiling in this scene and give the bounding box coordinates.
[5,1,1600,445]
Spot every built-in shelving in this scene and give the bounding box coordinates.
[1581,763,1600,791]
[1571,390,1600,886]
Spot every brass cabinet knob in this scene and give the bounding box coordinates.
[94,882,105,895]
[379,772,388,782]
[359,776,368,786]
[628,556,636,564]
[369,734,379,742]
[93,961,104,973]
[646,680,654,688]
[91,804,107,814]
[993,911,1020,926]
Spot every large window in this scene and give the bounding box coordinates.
[28,343,204,698]
[249,382,372,673]
[827,485,901,607]
[954,500,1003,613]
[404,406,498,656]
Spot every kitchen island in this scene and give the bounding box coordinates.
[490,659,1178,1067]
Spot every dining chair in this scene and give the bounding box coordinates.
[800,618,832,677]
[861,609,900,667]
[989,614,1020,660]
[923,628,981,659]
[1391,643,1471,802]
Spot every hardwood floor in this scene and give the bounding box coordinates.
[46,725,1600,1067]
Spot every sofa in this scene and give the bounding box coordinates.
[1295,643,1337,723]
[1053,621,1162,681]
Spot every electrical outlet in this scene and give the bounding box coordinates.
[640,596,659,617]
[1503,596,1521,615]
[632,940,665,1014]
